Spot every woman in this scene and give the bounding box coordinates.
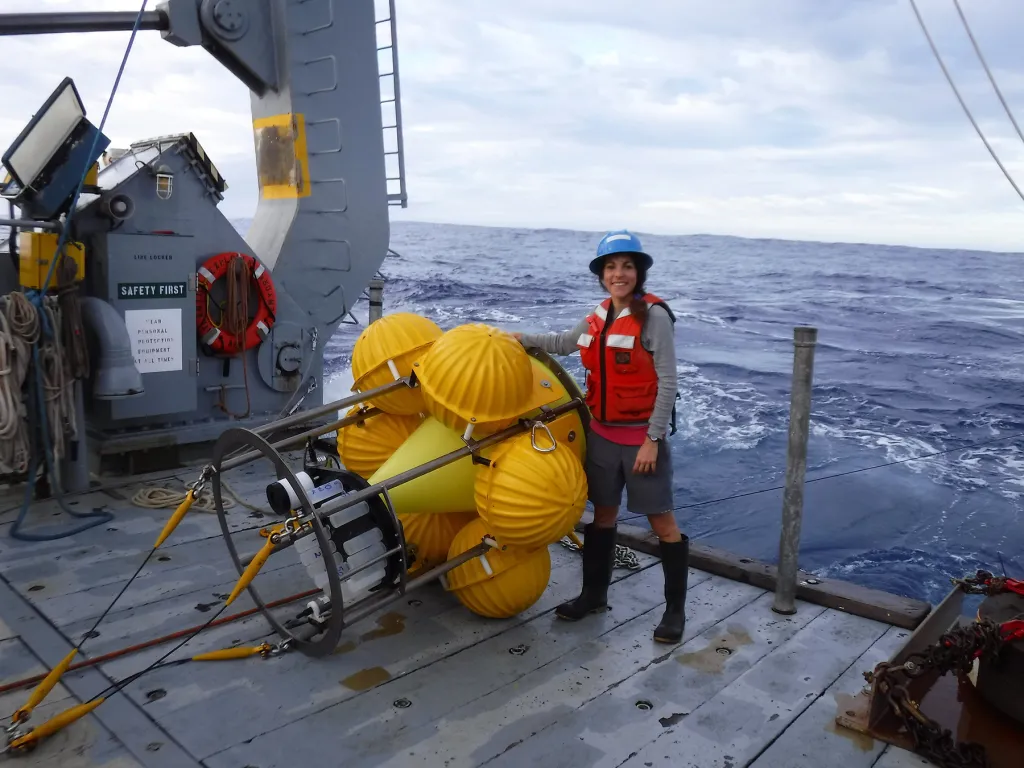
[512,229,689,644]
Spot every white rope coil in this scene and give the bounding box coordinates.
[130,479,268,516]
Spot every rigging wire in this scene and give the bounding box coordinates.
[907,0,1024,204]
[951,0,1024,148]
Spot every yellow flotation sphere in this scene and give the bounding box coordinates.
[351,312,442,415]
[399,510,477,574]
[444,518,551,619]
[474,430,587,549]
[336,406,424,479]
[413,323,559,436]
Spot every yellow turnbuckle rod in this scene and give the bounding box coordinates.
[11,648,78,724]
[225,534,276,607]
[193,642,272,661]
[7,698,105,752]
[153,468,213,549]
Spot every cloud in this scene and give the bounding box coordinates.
[2,0,1024,250]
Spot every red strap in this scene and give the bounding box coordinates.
[1003,578,1024,596]
[1000,620,1024,644]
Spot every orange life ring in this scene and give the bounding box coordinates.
[195,251,277,355]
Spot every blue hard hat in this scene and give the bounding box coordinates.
[589,229,653,275]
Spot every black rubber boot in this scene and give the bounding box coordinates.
[653,535,689,643]
[555,523,617,621]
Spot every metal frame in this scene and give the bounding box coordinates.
[210,390,588,657]
[212,426,347,658]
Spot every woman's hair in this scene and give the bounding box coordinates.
[597,256,649,324]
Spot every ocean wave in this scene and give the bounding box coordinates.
[673,362,781,452]
[814,546,994,605]
[808,418,1024,500]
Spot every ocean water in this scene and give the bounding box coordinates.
[316,220,1024,606]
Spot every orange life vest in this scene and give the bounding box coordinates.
[577,293,675,425]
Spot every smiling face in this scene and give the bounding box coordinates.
[602,255,638,303]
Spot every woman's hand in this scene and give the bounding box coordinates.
[633,437,658,474]
[510,332,522,341]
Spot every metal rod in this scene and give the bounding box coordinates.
[220,406,383,473]
[772,326,817,615]
[0,218,61,232]
[0,11,168,36]
[316,399,585,519]
[336,544,400,585]
[368,278,384,324]
[246,377,409,439]
[340,541,490,627]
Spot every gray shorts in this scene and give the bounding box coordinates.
[585,429,674,516]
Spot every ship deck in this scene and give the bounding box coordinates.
[0,460,937,768]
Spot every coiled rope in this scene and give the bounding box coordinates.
[0,303,30,476]
[216,255,253,419]
[0,293,80,476]
[130,478,268,516]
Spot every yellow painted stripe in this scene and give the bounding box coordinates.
[253,113,311,199]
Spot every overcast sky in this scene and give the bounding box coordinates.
[2,0,1023,251]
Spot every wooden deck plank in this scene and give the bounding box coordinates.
[169,561,704,761]
[0,636,133,768]
[0,615,15,642]
[472,591,824,768]
[749,624,912,768]
[54,560,310,651]
[83,539,641,667]
[200,571,754,766]
[89,544,596,680]
[0,472,278,569]
[24,540,299,630]
[606,522,931,630]
[2,529,290,611]
[0,573,202,767]
[0,636,72,692]
[616,608,891,768]
[873,746,935,767]
[0,683,143,767]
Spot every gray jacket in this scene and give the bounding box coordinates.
[518,303,677,437]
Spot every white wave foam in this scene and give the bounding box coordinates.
[675,310,730,328]
[809,419,1024,499]
[673,362,775,451]
[322,368,356,421]
[418,306,523,326]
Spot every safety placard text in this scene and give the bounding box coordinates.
[124,308,182,374]
[117,282,187,300]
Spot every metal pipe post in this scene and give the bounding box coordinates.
[0,218,61,233]
[772,326,817,615]
[368,278,384,324]
[248,377,409,438]
[219,407,382,474]
[0,11,168,36]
